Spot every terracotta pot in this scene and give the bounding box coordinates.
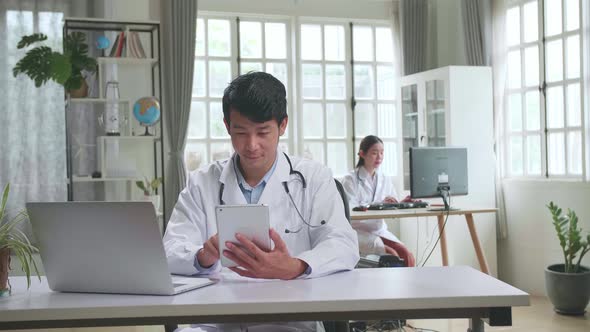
[68,79,88,98]
[0,248,10,291]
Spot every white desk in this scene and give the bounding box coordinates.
[351,207,497,274]
[0,266,528,332]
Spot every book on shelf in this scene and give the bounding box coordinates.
[107,31,126,57]
[106,30,147,58]
[127,31,147,58]
[108,33,119,57]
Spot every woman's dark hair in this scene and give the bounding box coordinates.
[222,72,287,126]
[356,135,383,168]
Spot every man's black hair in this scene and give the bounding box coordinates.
[222,72,287,126]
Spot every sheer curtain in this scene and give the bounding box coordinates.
[584,0,590,180]
[0,0,74,238]
[399,0,428,75]
[491,0,508,239]
[461,0,492,66]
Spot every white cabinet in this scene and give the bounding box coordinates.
[398,66,498,275]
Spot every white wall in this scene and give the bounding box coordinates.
[92,0,153,20]
[198,0,393,20]
[499,180,590,297]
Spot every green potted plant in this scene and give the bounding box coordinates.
[136,177,163,212]
[12,32,97,98]
[0,184,41,297]
[545,202,590,315]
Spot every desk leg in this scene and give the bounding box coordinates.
[465,213,490,274]
[468,318,484,332]
[437,215,449,266]
[165,324,178,332]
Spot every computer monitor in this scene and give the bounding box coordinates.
[409,147,468,210]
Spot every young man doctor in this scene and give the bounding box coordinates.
[163,72,359,332]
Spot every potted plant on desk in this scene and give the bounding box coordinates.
[136,177,163,213]
[545,202,590,315]
[0,184,41,297]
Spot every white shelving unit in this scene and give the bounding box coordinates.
[70,98,130,104]
[64,17,165,223]
[96,57,159,66]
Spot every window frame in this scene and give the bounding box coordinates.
[504,0,585,180]
[188,12,400,179]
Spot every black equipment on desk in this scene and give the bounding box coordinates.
[366,201,429,210]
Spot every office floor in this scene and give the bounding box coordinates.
[10,296,589,332]
[404,296,589,332]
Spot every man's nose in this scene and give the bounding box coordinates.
[245,134,258,150]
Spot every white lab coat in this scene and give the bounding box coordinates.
[341,166,402,255]
[164,152,359,332]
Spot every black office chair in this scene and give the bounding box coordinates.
[326,179,406,332]
[334,179,403,268]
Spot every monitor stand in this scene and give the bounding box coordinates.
[428,187,459,211]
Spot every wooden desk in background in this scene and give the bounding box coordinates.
[351,208,498,274]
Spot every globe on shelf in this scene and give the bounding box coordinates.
[133,96,161,136]
[96,35,110,50]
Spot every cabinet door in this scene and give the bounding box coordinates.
[401,84,418,189]
[425,79,446,147]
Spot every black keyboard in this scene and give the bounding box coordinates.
[367,202,429,210]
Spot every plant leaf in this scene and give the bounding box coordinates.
[12,46,54,87]
[0,183,8,222]
[50,52,72,85]
[136,181,146,191]
[150,178,162,191]
[16,33,48,49]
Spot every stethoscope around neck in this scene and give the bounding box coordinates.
[218,152,326,234]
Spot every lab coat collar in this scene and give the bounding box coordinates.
[357,166,379,182]
[218,149,291,205]
[257,152,291,205]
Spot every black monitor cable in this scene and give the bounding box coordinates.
[420,192,451,267]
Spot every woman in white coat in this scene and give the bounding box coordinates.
[342,135,415,267]
[164,72,359,332]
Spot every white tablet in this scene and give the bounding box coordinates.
[215,204,271,268]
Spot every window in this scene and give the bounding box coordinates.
[352,25,398,177]
[298,22,350,176]
[187,14,399,179]
[186,17,236,172]
[238,18,292,155]
[504,0,583,178]
[186,16,293,172]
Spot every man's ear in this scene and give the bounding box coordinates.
[279,117,288,136]
[223,117,230,134]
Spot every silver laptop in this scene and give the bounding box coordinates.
[27,201,216,295]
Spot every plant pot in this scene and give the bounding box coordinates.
[544,263,590,315]
[68,79,88,98]
[0,248,10,296]
[142,195,160,213]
